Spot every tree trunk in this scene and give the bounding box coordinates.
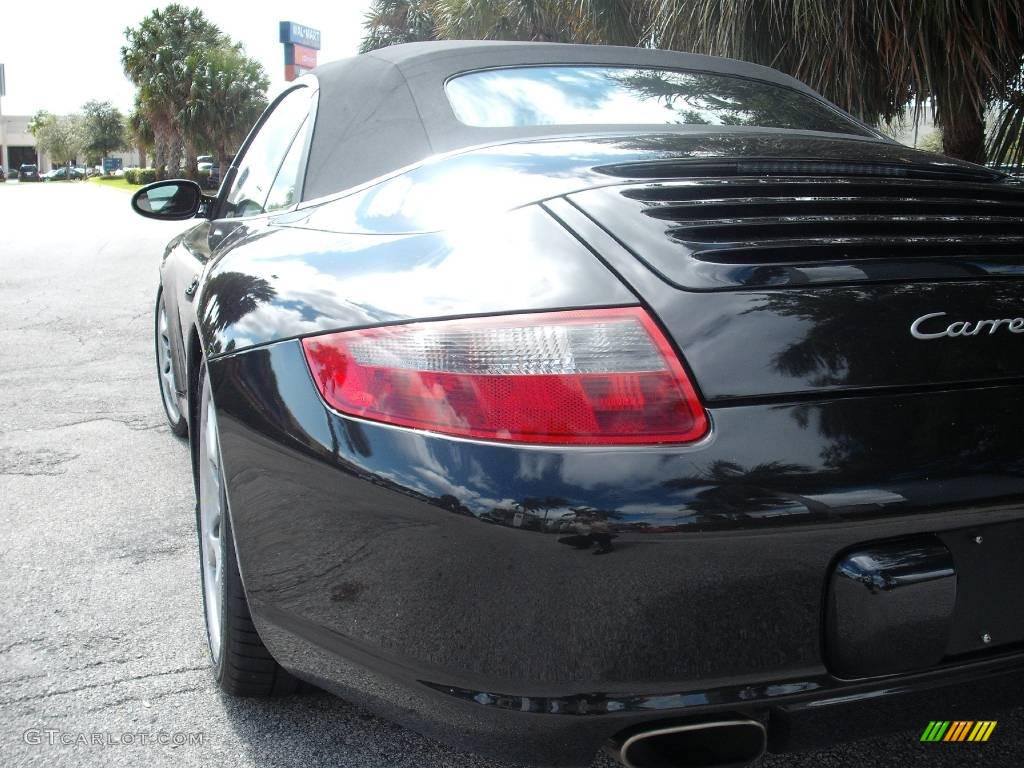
[137,142,147,169]
[938,95,986,164]
[153,135,167,179]
[167,131,183,177]
[184,140,198,181]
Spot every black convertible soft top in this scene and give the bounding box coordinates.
[302,41,848,200]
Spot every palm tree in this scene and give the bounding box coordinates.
[181,44,269,176]
[430,0,571,41]
[121,4,225,178]
[651,0,1024,163]
[423,0,646,45]
[361,0,438,52]
[143,87,178,177]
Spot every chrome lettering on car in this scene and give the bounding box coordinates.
[911,312,1024,339]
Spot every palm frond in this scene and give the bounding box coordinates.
[988,74,1024,168]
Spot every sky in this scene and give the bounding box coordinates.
[0,0,373,116]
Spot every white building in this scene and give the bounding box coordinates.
[1,114,140,173]
[0,114,49,172]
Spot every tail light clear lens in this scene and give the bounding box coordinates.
[301,307,707,445]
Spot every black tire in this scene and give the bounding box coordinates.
[155,289,188,436]
[196,361,297,696]
[208,494,298,696]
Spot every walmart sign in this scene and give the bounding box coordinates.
[279,21,321,51]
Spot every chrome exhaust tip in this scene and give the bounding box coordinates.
[611,719,767,768]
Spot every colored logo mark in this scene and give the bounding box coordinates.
[920,721,997,742]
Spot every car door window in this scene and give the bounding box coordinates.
[264,116,309,213]
[223,87,311,218]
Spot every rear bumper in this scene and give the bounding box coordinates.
[254,604,1024,765]
[208,340,1024,764]
[768,659,1024,752]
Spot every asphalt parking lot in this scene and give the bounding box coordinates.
[1,179,1021,768]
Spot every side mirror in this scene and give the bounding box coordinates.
[131,179,212,221]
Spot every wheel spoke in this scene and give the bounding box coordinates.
[206,409,219,473]
[199,373,225,663]
[207,532,219,567]
[156,300,182,423]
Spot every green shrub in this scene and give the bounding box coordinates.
[124,168,158,185]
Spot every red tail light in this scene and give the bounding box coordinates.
[301,307,707,445]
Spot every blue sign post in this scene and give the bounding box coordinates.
[279,21,321,81]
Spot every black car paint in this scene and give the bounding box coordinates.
[196,206,636,355]
[204,340,1024,764]
[189,133,997,349]
[155,130,1024,764]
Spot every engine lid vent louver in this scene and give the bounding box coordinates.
[571,176,1024,290]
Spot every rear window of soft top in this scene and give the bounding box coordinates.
[445,65,870,136]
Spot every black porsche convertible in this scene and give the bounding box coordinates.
[133,41,1024,768]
